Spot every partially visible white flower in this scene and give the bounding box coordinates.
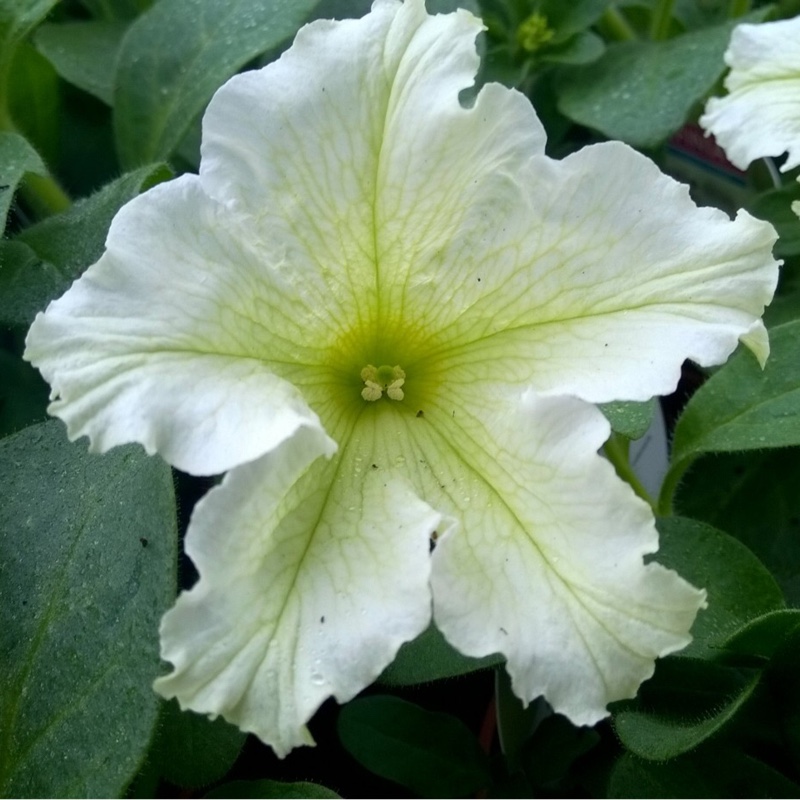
[25,0,780,757]
[700,14,800,180]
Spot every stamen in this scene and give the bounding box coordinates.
[361,364,406,401]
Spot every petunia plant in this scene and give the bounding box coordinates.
[3,0,800,797]
[701,14,800,221]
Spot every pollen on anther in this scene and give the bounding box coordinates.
[361,364,406,402]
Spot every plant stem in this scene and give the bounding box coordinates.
[603,434,657,511]
[0,45,71,219]
[19,174,71,217]
[599,6,638,41]
[649,0,676,40]
[656,458,692,517]
[728,0,751,17]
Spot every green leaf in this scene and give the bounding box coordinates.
[309,0,371,22]
[0,420,177,797]
[34,20,128,105]
[556,12,766,147]
[518,714,600,789]
[541,31,604,65]
[379,622,502,685]
[427,0,481,14]
[764,287,800,331]
[79,0,151,21]
[151,700,246,790]
[670,321,800,467]
[0,239,61,327]
[0,346,48,437]
[721,609,800,660]
[676,449,800,606]
[612,658,760,760]
[671,0,730,29]
[495,671,599,792]
[540,0,609,42]
[654,517,785,659]
[599,398,655,440]
[113,0,318,168]
[495,671,546,770]
[337,695,491,798]
[7,42,60,168]
[747,181,800,259]
[0,163,170,326]
[205,780,341,799]
[768,627,800,774]
[609,748,800,799]
[18,162,169,269]
[0,131,46,231]
[0,0,58,51]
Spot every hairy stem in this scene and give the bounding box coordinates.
[657,457,693,517]
[649,0,676,40]
[604,434,657,511]
[599,6,638,41]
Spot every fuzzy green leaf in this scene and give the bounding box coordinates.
[676,448,800,606]
[0,239,60,327]
[0,0,58,51]
[0,346,48,436]
[599,398,655,440]
[721,609,800,661]
[541,31,604,65]
[612,658,760,760]
[747,182,800,259]
[0,163,170,326]
[0,420,177,797]
[609,749,800,799]
[768,628,800,774]
[670,321,800,466]
[540,0,608,42]
[34,20,128,105]
[0,132,46,231]
[338,695,491,798]
[556,12,766,147]
[151,701,246,790]
[113,0,318,167]
[655,517,784,660]
[205,780,340,799]
[379,622,502,685]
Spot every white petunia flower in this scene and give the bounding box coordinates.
[26,0,779,756]
[700,14,800,179]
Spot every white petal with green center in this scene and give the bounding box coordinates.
[413,140,779,398]
[417,389,705,723]
[199,0,546,341]
[700,16,800,171]
[25,176,338,475]
[155,422,441,756]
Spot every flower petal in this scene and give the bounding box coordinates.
[418,141,779,403]
[414,389,705,724]
[25,175,339,474]
[700,16,800,171]
[793,181,800,220]
[154,421,440,757]
[198,0,545,336]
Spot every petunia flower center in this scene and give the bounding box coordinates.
[361,364,406,402]
[517,13,554,53]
